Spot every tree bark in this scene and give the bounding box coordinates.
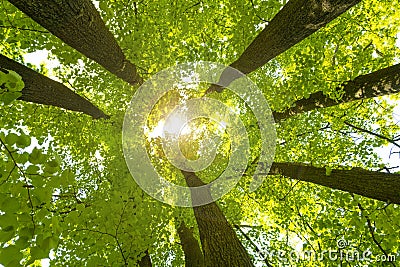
[137,250,152,267]
[177,221,204,267]
[270,162,400,204]
[8,0,142,85]
[273,63,400,122]
[207,0,360,93]
[0,54,108,119]
[182,171,254,267]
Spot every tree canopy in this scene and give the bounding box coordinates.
[1,0,400,266]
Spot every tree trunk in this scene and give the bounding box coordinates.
[270,162,400,204]
[138,250,152,267]
[177,221,204,267]
[0,54,108,119]
[208,0,360,93]
[273,63,400,122]
[182,171,254,267]
[8,0,142,85]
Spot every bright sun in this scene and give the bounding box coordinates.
[164,113,189,135]
[148,113,192,138]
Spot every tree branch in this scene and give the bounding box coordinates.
[344,121,400,149]
[273,63,400,122]
[0,24,49,33]
[268,162,400,204]
[206,0,360,93]
[234,225,273,267]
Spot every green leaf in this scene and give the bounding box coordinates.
[15,152,29,164]
[76,203,85,212]
[0,71,7,85]
[41,236,58,251]
[33,187,52,203]
[29,148,46,165]
[1,1,400,265]
[3,225,14,232]
[16,133,31,148]
[0,245,22,266]
[5,133,18,146]
[44,164,59,174]
[5,71,24,92]
[31,175,46,187]
[51,216,62,235]
[27,246,48,265]
[26,164,40,173]
[1,91,22,105]
[19,226,34,238]
[325,166,332,176]
[1,197,20,212]
[6,259,22,267]
[0,213,18,228]
[17,212,32,223]
[15,235,30,249]
[46,159,59,168]
[60,169,74,184]
[0,229,14,243]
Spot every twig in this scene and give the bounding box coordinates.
[0,25,49,34]
[234,225,273,267]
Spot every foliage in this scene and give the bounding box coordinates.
[0,69,24,105]
[1,0,400,266]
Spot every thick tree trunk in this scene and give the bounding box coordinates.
[274,63,400,122]
[137,250,152,267]
[208,0,360,93]
[0,54,108,119]
[182,171,254,267]
[270,162,400,204]
[8,0,142,85]
[232,0,360,74]
[177,221,204,267]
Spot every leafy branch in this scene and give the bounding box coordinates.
[0,137,36,234]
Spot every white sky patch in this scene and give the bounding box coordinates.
[181,75,194,84]
[94,149,104,161]
[23,49,61,80]
[164,113,187,135]
[374,101,400,172]
[93,0,100,9]
[147,114,194,139]
[94,149,105,172]
[148,120,165,138]
[41,258,50,267]
[24,50,59,69]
